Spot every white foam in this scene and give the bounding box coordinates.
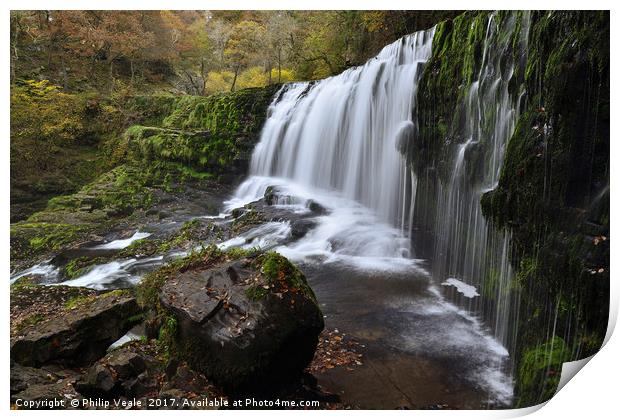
[60,256,163,289]
[218,221,291,251]
[200,213,228,220]
[92,231,151,250]
[442,278,480,298]
[10,262,59,283]
[225,176,427,273]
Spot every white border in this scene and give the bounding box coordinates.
[2,1,617,419]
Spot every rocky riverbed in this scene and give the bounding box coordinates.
[11,177,514,409]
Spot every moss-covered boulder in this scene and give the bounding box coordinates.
[153,249,323,393]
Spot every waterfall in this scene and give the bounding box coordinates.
[230,13,529,380]
[231,15,531,349]
[233,28,434,230]
[413,12,531,352]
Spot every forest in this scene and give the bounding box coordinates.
[9,9,609,412]
[10,10,459,95]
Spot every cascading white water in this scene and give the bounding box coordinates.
[250,30,433,224]
[230,29,434,265]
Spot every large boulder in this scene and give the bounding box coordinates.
[159,252,324,393]
[11,290,142,367]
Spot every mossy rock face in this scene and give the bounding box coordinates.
[516,337,571,406]
[150,248,323,393]
[112,85,281,184]
[10,164,159,269]
[482,11,609,407]
[413,11,608,407]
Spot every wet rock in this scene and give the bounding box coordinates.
[84,364,117,394]
[306,200,327,215]
[264,186,295,205]
[123,371,159,397]
[165,358,180,379]
[161,363,210,395]
[159,254,324,393]
[75,347,157,398]
[231,207,247,218]
[11,291,142,367]
[291,219,317,239]
[395,120,415,154]
[264,186,278,205]
[158,210,172,220]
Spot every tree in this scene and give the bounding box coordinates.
[224,20,265,91]
[86,12,155,93]
[207,17,233,70]
[265,12,297,83]
[161,11,213,95]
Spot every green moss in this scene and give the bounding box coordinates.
[226,246,258,260]
[157,315,178,360]
[517,337,571,405]
[478,11,609,407]
[110,85,280,181]
[231,209,264,234]
[64,294,97,310]
[245,284,270,301]
[10,80,128,222]
[515,257,537,288]
[11,222,87,259]
[63,256,108,279]
[413,11,608,408]
[125,95,179,127]
[10,275,39,292]
[258,251,317,302]
[136,244,225,310]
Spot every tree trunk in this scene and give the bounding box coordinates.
[278,49,282,83]
[267,60,272,84]
[200,59,207,96]
[230,65,240,92]
[60,52,68,90]
[130,60,135,86]
[109,60,115,95]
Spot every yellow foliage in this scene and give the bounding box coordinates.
[270,68,296,83]
[236,66,269,89]
[204,71,234,95]
[11,80,85,143]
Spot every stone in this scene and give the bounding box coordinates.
[159,255,324,393]
[291,219,317,239]
[10,361,57,395]
[75,347,156,398]
[11,291,142,367]
[306,200,327,215]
